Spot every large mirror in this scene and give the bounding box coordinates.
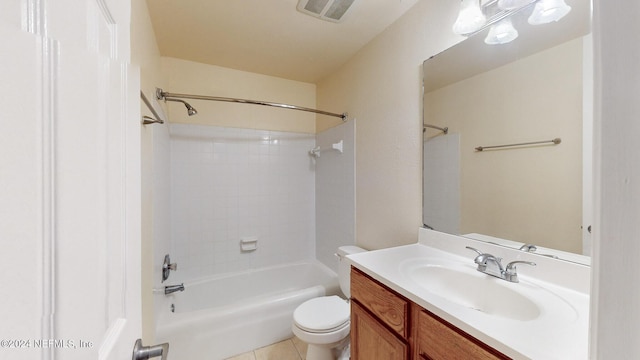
[422,0,591,264]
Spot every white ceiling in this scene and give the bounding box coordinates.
[145,0,420,83]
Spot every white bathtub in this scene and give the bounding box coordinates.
[155,261,340,360]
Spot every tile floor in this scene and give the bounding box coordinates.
[225,337,307,360]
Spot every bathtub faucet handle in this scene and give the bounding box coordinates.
[132,339,169,360]
[162,254,177,282]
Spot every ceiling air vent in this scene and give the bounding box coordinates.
[297,0,356,23]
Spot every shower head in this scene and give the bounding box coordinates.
[185,103,198,116]
[165,97,198,116]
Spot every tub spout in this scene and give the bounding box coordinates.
[164,283,184,295]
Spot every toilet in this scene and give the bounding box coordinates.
[292,246,366,360]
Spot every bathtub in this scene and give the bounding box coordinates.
[155,261,340,360]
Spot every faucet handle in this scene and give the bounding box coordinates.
[505,260,537,271]
[465,246,483,256]
[504,261,536,282]
[162,254,178,283]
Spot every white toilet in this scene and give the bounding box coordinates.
[292,246,366,360]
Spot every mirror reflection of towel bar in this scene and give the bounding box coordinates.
[475,138,561,152]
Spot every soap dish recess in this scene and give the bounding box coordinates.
[240,237,258,252]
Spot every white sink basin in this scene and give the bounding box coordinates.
[404,262,540,321]
[400,258,577,323]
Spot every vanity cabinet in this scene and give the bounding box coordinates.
[350,267,510,360]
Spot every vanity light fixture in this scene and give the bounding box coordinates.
[452,0,571,45]
[452,0,487,35]
[497,0,534,10]
[528,0,572,25]
[485,18,519,45]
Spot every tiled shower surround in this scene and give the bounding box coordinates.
[170,124,316,280]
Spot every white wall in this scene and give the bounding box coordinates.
[590,0,640,357]
[317,0,462,250]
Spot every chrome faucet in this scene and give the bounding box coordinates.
[474,253,505,278]
[466,247,536,283]
[518,244,560,259]
[164,283,184,295]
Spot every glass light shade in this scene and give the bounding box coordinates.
[452,0,487,35]
[528,0,571,25]
[484,18,519,45]
[497,0,534,10]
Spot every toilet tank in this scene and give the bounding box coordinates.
[337,245,366,298]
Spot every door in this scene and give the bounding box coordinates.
[0,0,141,359]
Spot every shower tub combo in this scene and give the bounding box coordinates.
[155,261,339,359]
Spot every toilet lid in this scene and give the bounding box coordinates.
[293,296,350,333]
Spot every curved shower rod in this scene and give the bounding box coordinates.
[156,88,347,121]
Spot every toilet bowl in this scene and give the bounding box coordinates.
[291,246,366,360]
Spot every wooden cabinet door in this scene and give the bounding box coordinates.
[414,307,511,360]
[351,268,409,338]
[351,301,408,360]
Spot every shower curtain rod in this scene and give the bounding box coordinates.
[141,91,165,125]
[156,88,347,121]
